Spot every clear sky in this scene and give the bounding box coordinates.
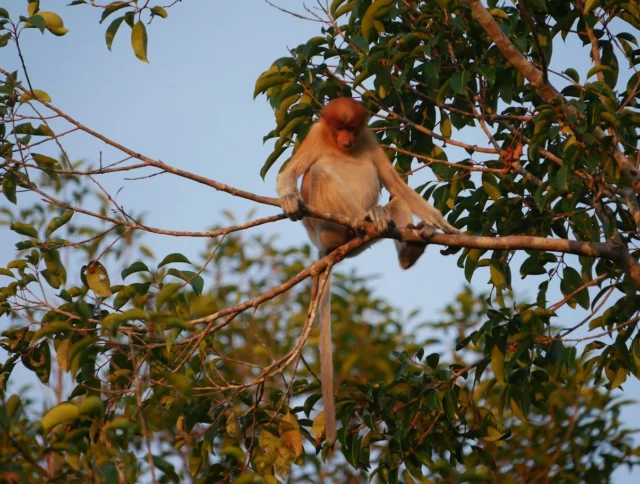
[0,2,637,482]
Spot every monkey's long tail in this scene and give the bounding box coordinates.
[319,272,337,446]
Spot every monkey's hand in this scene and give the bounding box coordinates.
[280,194,306,221]
[365,205,395,233]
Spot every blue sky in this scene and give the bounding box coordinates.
[0,2,638,481]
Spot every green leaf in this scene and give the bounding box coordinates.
[153,456,179,481]
[121,261,150,280]
[131,20,149,63]
[426,353,439,369]
[33,321,71,339]
[10,221,39,239]
[151,6,168,18]
[16,240,38,250]
[260,145,286,179]
[46,210,73,237]
[85,262,112,297]
[156,283,182,311]
[583,0,600,15]
[41,402,79,433]
[2,172,17,204]
[551,165,569,192]
[253,73,291,99]
[443,389,459,422]
[0,32,10,48]
[563,68,580,83]
[167,268,204,296]
[105,16,125,51]
[42,250,67,288]
[425,390,440,411]
[482,173,501,202]
[100,1,128,23]
[586,64,610,80]
[26,14,45,33]
[32,153,62,177]
[158,253,191,268]
[103,417,134,431]
[451,70,471,94]
[21,341,51,384]
[78,396,104,417]
[361,0,394,39]
[490,260,506,289]
[560,266,589,309]
[12,123,53,136]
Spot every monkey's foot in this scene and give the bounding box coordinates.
[415,221,436,240]
[365,205,394,233]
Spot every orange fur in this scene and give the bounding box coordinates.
[276,98,459,446]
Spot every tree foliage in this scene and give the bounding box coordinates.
[1,1,640,482]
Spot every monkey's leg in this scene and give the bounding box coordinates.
[387,198,436,269]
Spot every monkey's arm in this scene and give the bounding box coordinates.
[276,141,318,220]
[374,148,460,234]
[276,152,314,198]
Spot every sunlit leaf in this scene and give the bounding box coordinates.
[85,261,112,297]
[41,402,78,433]
[131,20,149,62]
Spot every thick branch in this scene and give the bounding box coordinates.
[463,0,560,103]
[4,72,638,286]
[462,0,640,179]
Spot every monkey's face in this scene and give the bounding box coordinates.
[334,126,358,152]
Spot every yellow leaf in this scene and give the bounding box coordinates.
[85,262,112,297]
[440,116,452,138]
[226,413,241,440]
[259,428,281,460]
[482,175,501,202]
[104,417,133,431]
[275,444,296,478]
[19,89,52,103]
[27,0,40,17]
[509,398,527,422]
[484,426,505,444]
[49,26,69,37]
[279,413,303,457]
[489,8,508,19]
[41,402,78,433]
[584,0,601,15]
[78,396,104,416]
[491,345,505,384]
[54,338,69,373]
[609,367,627,389]
[36,11,65,31]
[131,20,149,63]
[312,411,326,444]
[362,0,395,39]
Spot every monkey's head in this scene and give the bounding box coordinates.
[321,98,369,153]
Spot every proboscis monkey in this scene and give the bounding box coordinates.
[276,97,459,445]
